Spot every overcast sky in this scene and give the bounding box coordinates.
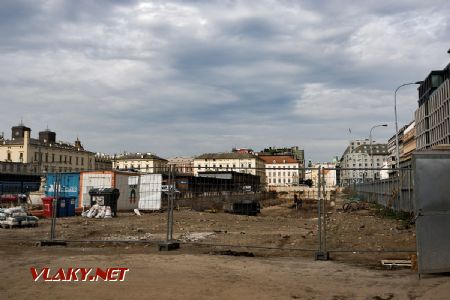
[1,0,449,162]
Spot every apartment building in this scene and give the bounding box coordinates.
[400,121,416,164]
[339,139,389,185]
[259,155,300,186]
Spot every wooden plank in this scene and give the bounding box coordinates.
[381,260,412,269]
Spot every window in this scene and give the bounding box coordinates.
[81,157,84,165]
[45,153,48,162]
[52,154,55,162]
[76,157,79,165]
[60,155,62,162]
[19,152,23,162]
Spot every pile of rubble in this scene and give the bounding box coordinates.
[0,206,39,228]
[81,204,113,219]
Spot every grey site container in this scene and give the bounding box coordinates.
[413,150,450,274]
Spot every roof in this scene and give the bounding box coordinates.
[259,155,298,164]
[352,144,389,155]
[195,152,261,160]
[115,153,167,161]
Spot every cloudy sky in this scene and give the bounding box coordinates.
[1,0,449,162]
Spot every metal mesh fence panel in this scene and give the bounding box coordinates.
[323,167,416,264]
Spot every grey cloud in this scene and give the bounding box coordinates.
[1,0,449,162]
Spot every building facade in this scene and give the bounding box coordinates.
[0,124,95,173]
[94,153,113,171]
[193,153,266,184]
[112,153,168,173]
[259,155,300,186]
[167,157,194,175]
[339,139,389,185]
[400,121,416,165]
[415,60,450,150]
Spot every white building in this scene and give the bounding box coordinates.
[259,155,300,186]
[339,139,389,185]
[193,153,266,184]
[113,153,168,173]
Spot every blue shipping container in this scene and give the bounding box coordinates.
[45,173,80,207]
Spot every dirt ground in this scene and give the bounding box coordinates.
[1,197,449,299]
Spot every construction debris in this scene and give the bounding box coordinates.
[381,260,412,269]
[0,206,39,228]
[81,204,113,219]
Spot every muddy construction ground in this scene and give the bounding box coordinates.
[1,197,449,299]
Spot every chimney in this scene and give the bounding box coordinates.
[24,130,30,144]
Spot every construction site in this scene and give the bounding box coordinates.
[1,152,450,299]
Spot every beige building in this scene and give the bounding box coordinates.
[400,121,416,164]
[259,155,300,186]
[112,153,168,173]
[94,153,113,171]
[0,161,36,175]
[0,124,95,173]
[305,163,337,188]
[168,157,194,175]
[193,153,266,183]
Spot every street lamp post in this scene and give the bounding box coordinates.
[394,81,423,169]
[369,124,388,179]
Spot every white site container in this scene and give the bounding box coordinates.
[80,172,113,207]
[138,174,163,210]
[79,171,139,211]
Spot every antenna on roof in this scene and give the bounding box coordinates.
[19,117,24,126]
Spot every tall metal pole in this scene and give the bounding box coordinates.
[394,81,423,169]
[166,166,173,242]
